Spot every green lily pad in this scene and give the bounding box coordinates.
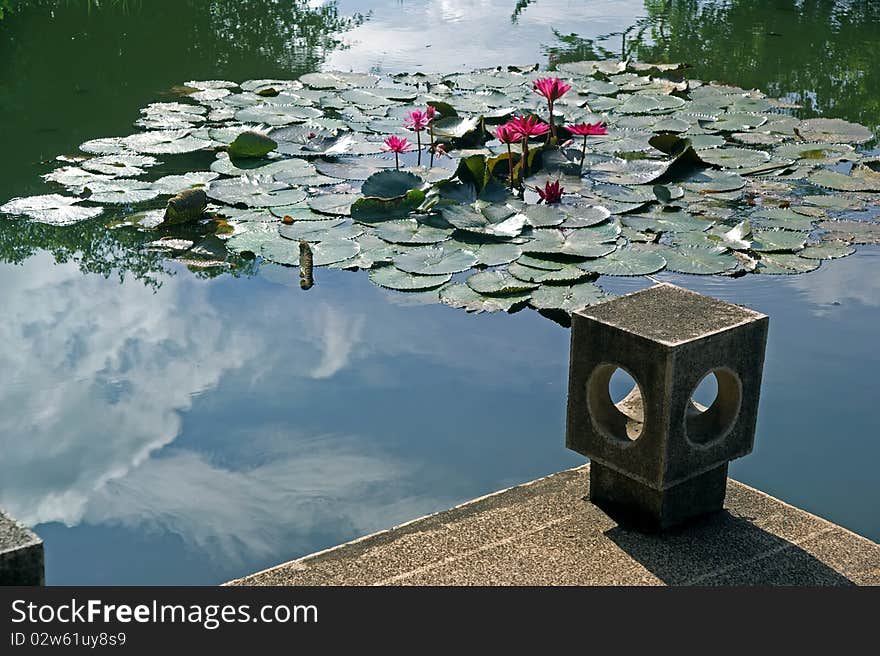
[808,167,880,192]
[86,179,161,204]
[508,262,589,284]
[393,246,478,275]
[795,118,874,144]
[696,147,770,169]
[466,271,538,295]
[774,142,856,164]
[81,154,157,177]
[350,191,426,222]
[235,104,323,125]
[153,172,219,195]
[307,193,361,216]
[521,204,566,227]
[529,282,609,312]
[228,130,278,158]
[0,193,103,225]
[373,219,452,245]
[798,242,856,260]
[751,230,808,252]
[315,158,395,181]
[662,246,737,274]
[756,253,821,274]
[817,220,880,245]
[369,265,451,290]
[440,284,531,313]
[441,204,526,238]
[310,239,362,266]
[361,170,423,199]
[207,178,307,208]
[446,239,522,266]
[560,204,612,228]
[123,130,213,154]
[279,219,362,242]
[224,223,279,255]
[583,249,667,276]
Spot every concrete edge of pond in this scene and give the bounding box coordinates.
[226,465,880,586]
[0,507,44,586]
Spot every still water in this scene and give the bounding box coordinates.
[1,1,878,584]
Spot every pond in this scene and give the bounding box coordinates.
[1,0,878,585]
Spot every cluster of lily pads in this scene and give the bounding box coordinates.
[2,60,879,317]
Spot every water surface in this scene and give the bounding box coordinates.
[1,0,878,584]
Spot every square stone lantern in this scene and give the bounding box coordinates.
[566,283,769,531]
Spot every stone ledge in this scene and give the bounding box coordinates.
[227,465,880,586]
[0,507,44,586]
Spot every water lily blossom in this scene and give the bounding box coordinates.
[494,123,521,188]
[508,115,550,181]
[536,179,564,205]
[425,105,438,165]
[404,108,434,166]
[382,135,412,170]
[508,115,550,139]
[533,76,571,141]
[404,109,432,132]
[566,121,607,169]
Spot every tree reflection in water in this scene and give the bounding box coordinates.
[547,0,880,131]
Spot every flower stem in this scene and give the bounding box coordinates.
[580,134,587,171]
[547,100,556,144]
[429,125,435,168]
[416,130,422,167]
[521,137,529,183]
[506,143,513,189]
[395,152,399,171]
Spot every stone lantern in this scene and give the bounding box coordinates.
[566,283,769,531]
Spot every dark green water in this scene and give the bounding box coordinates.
[0,1,878,584]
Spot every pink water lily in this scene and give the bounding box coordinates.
[533,77,572,102]
[508,115,550,139]
[382,135,412,169]
[536,180,564,205]
[404,109,432,132]
[493,123,521,144]
[533,76,571,141]
[494,123,522,189]
[404,108,436,166]
[508,115,550,182]
[566,121,607,169]
[566,121,607,136]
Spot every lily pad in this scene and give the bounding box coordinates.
[798,242,856,260]
[508,262,589,284]
[751,230,808,252]
[440,284,531,313]
[207,178,307,208]
[466,271,538,295]
[86,179,161,204]
[369,265,451,291]
[795,118,874,144]
[0,194,103,225]
[372,219,452,245]
[528,282,609,312]
[584,249,667,276]
[81,154,158,177]
[123,130,213,154]
[362,170,423,199]
[153,172,220,195]
[662,246,737,274]
[393,246,478,275]
[756,253,821,274]
[315,158,395,181]
[307,193,360,216]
